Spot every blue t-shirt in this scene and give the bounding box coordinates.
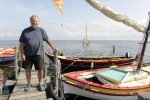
[19,27,48,56]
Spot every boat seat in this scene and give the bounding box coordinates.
[131,71,148,81]
[96,75,113,86]
[142,66,150,74]
[123,71,148,82]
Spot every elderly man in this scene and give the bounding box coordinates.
[19,15,58,92]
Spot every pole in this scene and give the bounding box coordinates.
[42,45,47,78]
[54,51,58,92]
[136,12,150,71]
[15,46,18,80]
[86,22,88,41]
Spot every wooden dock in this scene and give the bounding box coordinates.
[9,68,48,100]
[0,94,9,100]
[3,46,54,100]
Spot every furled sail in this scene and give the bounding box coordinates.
[86,0,146,34]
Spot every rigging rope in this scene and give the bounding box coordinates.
[73,81,92,100]
[61,60,76,73]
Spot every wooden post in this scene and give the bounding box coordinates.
[18,46,22,67]
[53,51,58,92]
[42,45,47,78]
[14,46,18,80]
[0,86,1,95]
[0,69,3,95]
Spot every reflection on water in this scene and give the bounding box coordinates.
[83,45,91,56]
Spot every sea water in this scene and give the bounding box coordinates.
[0,40,150,100]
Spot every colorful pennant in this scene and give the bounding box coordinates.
[52,0,63,15]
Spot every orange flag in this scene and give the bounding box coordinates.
[52,0,63,15]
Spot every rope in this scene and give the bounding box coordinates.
[73,81,92,100]
[61,60,76,73]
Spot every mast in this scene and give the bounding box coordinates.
[136,12,150,72]
[86,23,88,41]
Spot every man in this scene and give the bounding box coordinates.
[19,15,58,92]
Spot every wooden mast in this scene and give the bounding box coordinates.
[136,12,150,72]
[86,23,88,42]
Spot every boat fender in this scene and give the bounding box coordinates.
[46,80,64,100]
[90,62,94,69]
[125,52,130,58]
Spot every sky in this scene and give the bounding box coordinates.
[0,0,150,40]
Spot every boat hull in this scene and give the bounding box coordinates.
[46,53,135,70]
[63,81,136,100]
[61,63,150,100]
[0,56,14,63]
[0,47,15,63]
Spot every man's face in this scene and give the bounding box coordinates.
[30,17,39,29]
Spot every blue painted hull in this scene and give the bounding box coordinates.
[0,56,15,63]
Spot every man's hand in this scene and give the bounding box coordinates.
[21,54,26,61]
[52,47,58,53]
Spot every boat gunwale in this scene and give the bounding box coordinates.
[63,64,150,91]
[46,53,135,64]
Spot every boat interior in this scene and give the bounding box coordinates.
[48,53,133,60]
[76,65,150,87]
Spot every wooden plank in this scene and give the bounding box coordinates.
[20,95,47,100]
[9,68,48,100]
[6,80,16,86]
[0,94,9,100]
[10,91,46,100]
[138,92,150,100]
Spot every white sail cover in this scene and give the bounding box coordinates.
[86,0,146,34]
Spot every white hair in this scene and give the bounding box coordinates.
[30,15,40,21]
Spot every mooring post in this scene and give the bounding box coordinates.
[0,69,3,95]
[53,51,58,92]
[14,46,18,80]
[42,45,47,78]
[18,46,22,67]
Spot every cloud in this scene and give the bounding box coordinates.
[0,0,147,40]
[0,18,144,40]
[38,19,144,40]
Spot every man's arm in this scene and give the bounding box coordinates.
[20,42,25,61]
[45,39,58,52]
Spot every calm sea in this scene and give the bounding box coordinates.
[1,40,150,100]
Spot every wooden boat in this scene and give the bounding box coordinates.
[61,62,150,100]
[45,52,135,70]
[0,47,15,63]
[46,62,150,100]
[83,23,91,46]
